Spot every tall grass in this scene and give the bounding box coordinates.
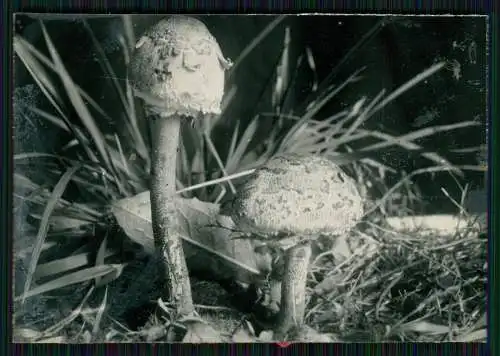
[12,16,485,342]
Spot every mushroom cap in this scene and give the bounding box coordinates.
[231,155,364,244]
[128,16,232,118]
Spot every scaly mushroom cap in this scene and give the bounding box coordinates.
[231,155,364,245]
[128,16,232,118]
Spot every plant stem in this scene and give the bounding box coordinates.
[149,114,194,317]
[274,241,312,340]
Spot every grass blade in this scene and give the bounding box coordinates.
[305,47,318,92]
[272,26,291,112]
[41,286,95,336]
[35,249,116,280]
[82,20,129,111]
[228,15,288,77]
[82,19,138,146]
[278,68,365,153]
[14,153,117,194]
[91,286,108,339]
[455,328,486,342]
[370,62,446,115]
[14,35,115,126]
[94,235,108,287]
[22,165,81,303]
[21,105,71,133]
[16,264,124,302]
[176,169,256,195]
[13,37,99,162]
[297,17,387,112]
[13,38,64,107]
[338,92,383,141]
[125,79,150,164]
[227,120,240,161]
[204,132,236,194]
[121,15,136,51]
[225,116,259,173]
[362,121,479,152]
[357,121,479,175]
[39,22,119,185]
[364,166,459,217]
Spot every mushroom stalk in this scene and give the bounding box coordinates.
[274,241,312,339]
[149,114,194,316]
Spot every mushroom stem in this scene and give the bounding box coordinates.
[149,113,194,317]
[274,241,312,339]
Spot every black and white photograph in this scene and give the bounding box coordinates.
[12,14,487,343]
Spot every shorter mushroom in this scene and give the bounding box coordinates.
[231,154,364,340]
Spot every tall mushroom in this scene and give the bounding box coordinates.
[231,154,364,340]
[128,16,232,317]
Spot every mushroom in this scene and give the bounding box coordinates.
[128,16,232,317]
[231,154,364,340]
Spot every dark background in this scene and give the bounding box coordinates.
[13,15,487,214]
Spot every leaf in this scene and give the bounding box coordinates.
[111,192,266,285]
